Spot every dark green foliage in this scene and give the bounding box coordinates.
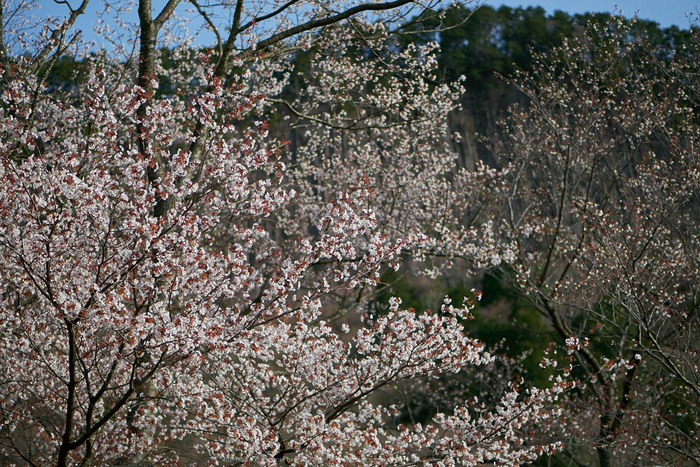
[401,5,573,87]
[469,272,555,386]
[44,56,81,92]
[372,267,555,390]
[405,4,695,88]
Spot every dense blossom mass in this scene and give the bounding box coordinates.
[1,1,699,466]
[0,0,568,466]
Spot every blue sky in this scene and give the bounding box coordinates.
[484,0,699,28]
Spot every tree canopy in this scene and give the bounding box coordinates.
[1,1,699,466]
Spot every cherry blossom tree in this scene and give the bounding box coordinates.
[486,17,700,467]
[0,1,565,465]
